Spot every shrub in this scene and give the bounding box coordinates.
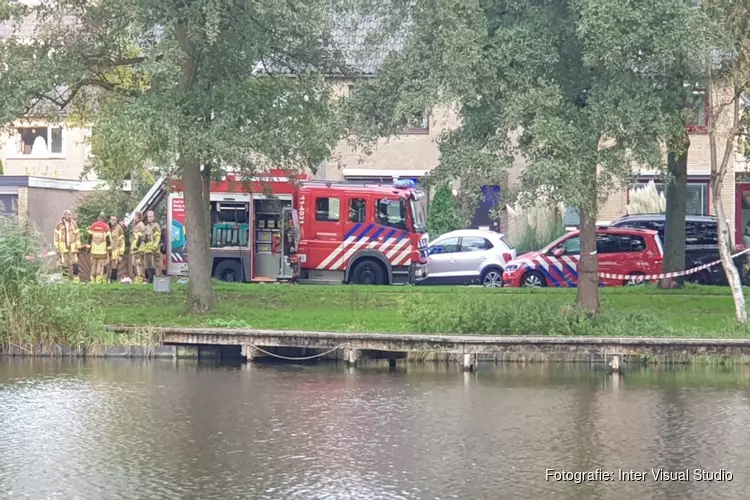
[76,188,134,228]
[400,291,678,337]
[0,217,107,349]
[515,218,565,254]
[508,198,566,253]
[428,184,463,236]
[626,180,665,215]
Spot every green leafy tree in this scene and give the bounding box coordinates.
[428,184,463,236]
[0,0,366,313]
[702,0,750,322]
[347,0,703,312]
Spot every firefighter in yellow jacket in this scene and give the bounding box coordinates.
[88,213,111,284]
[54,209,80,283]
[130,211,146,284]
[143,210,162,284]
[108,215,126,283]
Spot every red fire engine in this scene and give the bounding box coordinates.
[166,170,429,285]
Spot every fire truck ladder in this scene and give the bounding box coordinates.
[123,175,167,228]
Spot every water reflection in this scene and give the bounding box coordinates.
[0,360,749,499]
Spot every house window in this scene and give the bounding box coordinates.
[397,111,429,135]
[315,197,340,222]
[0,194,18,216]
[348,198,366,223]
[13,126,64,156]
[686,90,709,133]
[563,207,580,227]
[634,180,709,215]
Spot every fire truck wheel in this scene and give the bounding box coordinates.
[350,259,386,285]
[213,259,243,282]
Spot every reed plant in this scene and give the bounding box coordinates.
[0,216,107,350]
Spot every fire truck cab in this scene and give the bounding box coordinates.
[166,173,429,285]
[297,179,429,285]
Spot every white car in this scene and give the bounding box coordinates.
[419,229,517,287]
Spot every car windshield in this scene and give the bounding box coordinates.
[409,198,427,234]
[541,232,578,254]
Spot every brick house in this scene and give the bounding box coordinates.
[3,15,746,247]
[544,89,743,246]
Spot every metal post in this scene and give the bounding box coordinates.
[345,347,359,366]
[462,353,476,372]
[610,354,621,373]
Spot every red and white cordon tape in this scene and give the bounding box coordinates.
[26,250,57,261]
[598,247,750,281]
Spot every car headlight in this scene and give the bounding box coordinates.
[505,264,518,273]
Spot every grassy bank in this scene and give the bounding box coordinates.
[95,282,750,338]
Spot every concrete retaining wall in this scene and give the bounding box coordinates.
[5,327,750,365]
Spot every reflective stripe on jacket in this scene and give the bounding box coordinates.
[144,222,162,254]
[88,221,111,256]
[131,221,146,254]
[54,220,79,253]
[110,224,125,258]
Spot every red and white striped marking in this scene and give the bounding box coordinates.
[517,254,581,275]
[27,250,57,261]
[317,235,413,271]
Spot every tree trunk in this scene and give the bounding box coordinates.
[711,177,746,322]
[175,20,214,313]
[658,142,688,289]
[576,186,600,313]
[184,161,215,313]
[201,162,212,236]
[707,85,746,322]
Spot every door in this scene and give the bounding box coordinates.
[596,233,626,285]
[450,236,491,279]
[598,233,651,285]
[309,194,345,271]
[736,183,750,246]
[547,234,580,286]
[426,236,461,280]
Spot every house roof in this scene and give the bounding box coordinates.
[0,175,131,192]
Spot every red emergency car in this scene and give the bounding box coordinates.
[502,227,663,287]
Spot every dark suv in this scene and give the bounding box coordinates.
[609,214,747,286]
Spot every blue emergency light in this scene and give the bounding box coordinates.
[393,179,416,189]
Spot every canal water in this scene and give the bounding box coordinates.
[1,359,749,500]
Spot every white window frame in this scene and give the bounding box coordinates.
[7,124,66,159]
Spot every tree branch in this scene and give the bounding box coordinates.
[83,54,164,68]
[34,76,143,111]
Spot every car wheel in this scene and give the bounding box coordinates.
[625,272,646,286]
[481,267,504,288]
[522,271,545,288]
[687,270,711,286]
